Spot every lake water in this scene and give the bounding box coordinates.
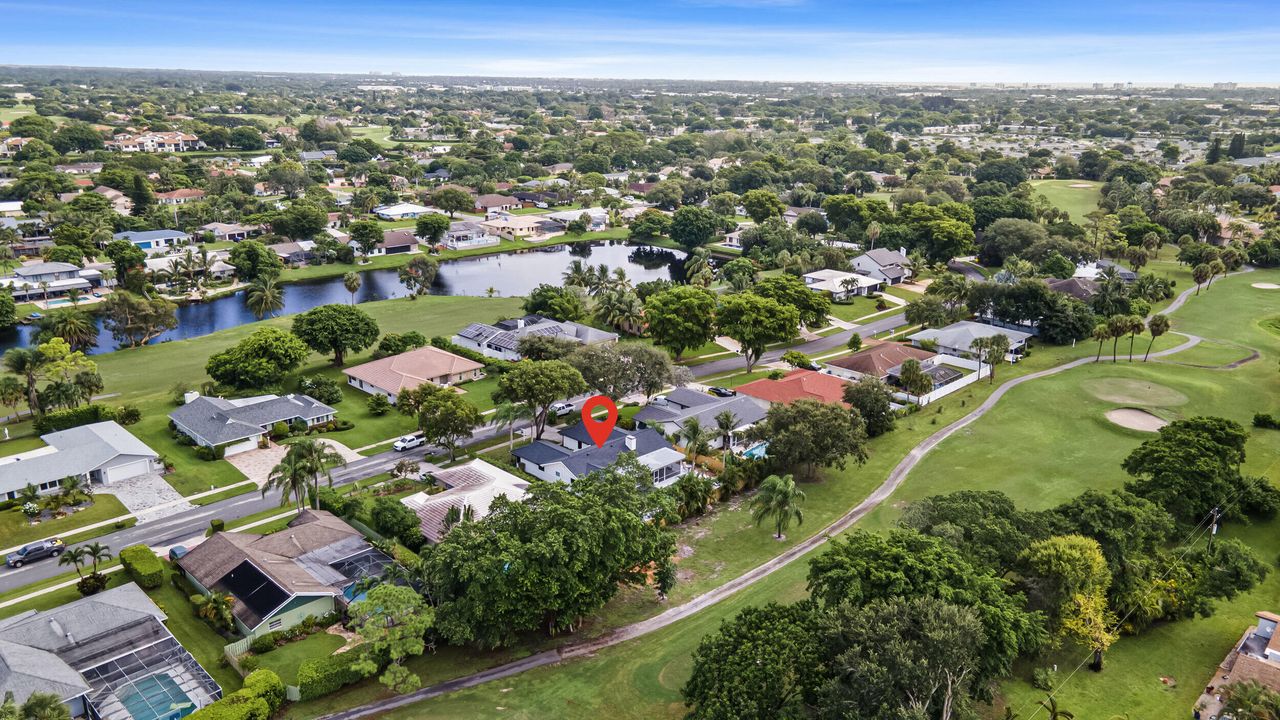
[0,241,687,354]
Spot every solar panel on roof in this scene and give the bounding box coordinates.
[218,560,289,619]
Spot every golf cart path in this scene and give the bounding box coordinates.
[317,270,1248,720]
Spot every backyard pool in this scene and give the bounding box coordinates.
[118,674,197,720]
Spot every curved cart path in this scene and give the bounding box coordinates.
[319,271,1251,720]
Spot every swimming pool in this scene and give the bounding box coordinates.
[118,674,197,720]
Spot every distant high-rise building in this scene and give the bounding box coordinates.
[1092,83,1104,90]
[1213,82,1238,90]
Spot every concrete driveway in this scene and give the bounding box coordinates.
[225,444,287,487]
[108,473,194,524]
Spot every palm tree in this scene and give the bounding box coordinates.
[82,541,112,574]
[1191,263,1211,295]
[19,692,71,720]
[18,483,39,506]
[927,273,971,311]
[1106,314,1132,363]
[563,259,591,288]
[750,474,806,540]
[714,410,738,467]
[192,591,236,631]
[0,375,24,420]
[245,276,284,319]
[66,288,82,306]
[1091,322,1110,363]
[678,417,715,463]
[673,473,714,518]
[263,452,311,510]
[40,309,97,352]
[286,439,347,504]
[1143,314,1169,361]
[4,347,46,416]
[1037,697,1074,720]
[58,546,90,580]
[59,474,87,506]
[493,401,533,451]
[1125,314,1145,361]
[984,333,1011,383]
[343,271,361,304]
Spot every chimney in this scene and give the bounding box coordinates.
[183,391,200,405]
[624,435,636,451]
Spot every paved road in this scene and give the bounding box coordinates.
[947,258,988,282]
[314,272,1234,720]
[692,312,906,378]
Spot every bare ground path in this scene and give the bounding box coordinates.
[316,269,1251,720]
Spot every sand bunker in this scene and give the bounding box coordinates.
[1252,283,1280,290]
[1068,183,1094,188]
[1106,408,1168,432]
[1083,377,1189,406]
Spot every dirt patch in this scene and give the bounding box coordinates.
[1068,183,1095,188]
[1106,408,1168,432]
[1083,377,1188,406]
[1252,283,1280,289]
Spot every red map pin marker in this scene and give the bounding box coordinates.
[580,395,619,448]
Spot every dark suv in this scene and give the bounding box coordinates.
[5,538,64,568]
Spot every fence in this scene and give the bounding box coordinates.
[223,637,252,674]
[891,355,990,406]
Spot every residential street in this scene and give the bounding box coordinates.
[690,312,907,377]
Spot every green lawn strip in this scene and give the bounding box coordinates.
[0,494,130,548]
[0,435,43,457]
[146,574,245,693]
[224,504,298,532]
[254,632,347,684]
[62,517,137,545]
[190,482,257,506]
[0,559,122,607]
[1029,179,1103,222]
[1156,338,1257,367]
[0,568,132,621]
[826,296,885,322]
[455,376,500,413]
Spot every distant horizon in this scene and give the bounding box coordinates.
[1,0,1277,85]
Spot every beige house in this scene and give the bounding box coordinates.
[1198,611,1280,717]
[343,345,484,402]
[480,215,552,240]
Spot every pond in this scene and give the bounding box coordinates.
[0,241,687,354]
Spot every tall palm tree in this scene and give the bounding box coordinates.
[288,438,347,502]
[714,410,738,464]
[66,288,82,306]
[1125,315,1145,362]
[0,375,24,419]
[1091,322,1110,363]
[563,259,591,288]
[927,273,971,311]
[343,271,361,304]
[750,474,806,540]
[678,417,715,463]
[82,541,112,574]
[263,453,311,510]
[984,333,1011,383]
[1143,314,1169,361]
[4,347,46,416]
[245,276,284,319]
[1106,314,1133,363]
[58,546,90,580]
[493,401,533,451]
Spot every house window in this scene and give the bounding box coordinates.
[268,619,283,630]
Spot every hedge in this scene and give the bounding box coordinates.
[297,647,382,701]
[242,669,286,713]
[34,404,116,433]
[430,335,514,374]
[185,668,283,720]
[118,545,164,589]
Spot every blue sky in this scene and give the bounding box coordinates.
[2,0,1276,84]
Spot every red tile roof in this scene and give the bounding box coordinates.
[737,369,850,407]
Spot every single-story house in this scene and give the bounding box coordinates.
[474,194,521,214]
[1196,611,1280,718]
[0,583,222,720]
[802,269,882,300]
[344,346,483,402]
[178,510,393,638]
[543,162,574,175]
[513,425,687,487]
[738,369,851,407]
[300,150,338,163]
[0,421,161,501]
[1073,260,1136,283]
[1045,277,1100,301]
[374,229,420,256]
[401,459,529,543]
[155,188,206,205]
[853,248,913,285]
[373,202,435,220]
[633,388,768,451]
[453,315,618,361]
[92,186,133,214]
[0,201,23,218]
[169,393,336,456]
[113,229,190,254]
[199,222,256,242]
[907,321,1032,360]
[443,221,501,250]
[824,342,938,382]
[546,207,608,230]
[479,215,555,240]
[267,240,316,264]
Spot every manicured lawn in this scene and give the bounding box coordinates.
[255,631,346,684]
[826,295,886,322]
[0,568,131,620]
[0,434,45,457]
[147,574,244,693]
[0,494,130,549]
[1030,179,1104,222]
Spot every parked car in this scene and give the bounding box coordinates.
[168,545,188,561]
[708,386,737,397]
[393,434,425,451]
[550,402,576,418]
[6,538,64,568]
[800,360,822,371]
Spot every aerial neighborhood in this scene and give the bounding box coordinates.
[0,45,1277,720]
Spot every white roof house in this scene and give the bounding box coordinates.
[400,460,530,543]
[908,321,1032,359]
[373,202,437,220]
[0,421,161,500]
[802,269,882,299]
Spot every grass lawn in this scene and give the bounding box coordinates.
[0,435,45,457]
[356,271,1277,719]
[191,483,257,506]
[0,568,131,620]
[254,632,346,684]
[826,295,887,322]
[147,573,244,693]
[0,494,129,549]
[456,376,500,413]
[1030,179,1103,222]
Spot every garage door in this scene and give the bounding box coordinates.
[223,438,260,457]
[104,458,151,483]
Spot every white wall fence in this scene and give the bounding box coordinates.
[891,355,991,405]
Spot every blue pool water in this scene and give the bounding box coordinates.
[118,674,196,720]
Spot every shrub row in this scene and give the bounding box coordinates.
[1254,413,1280,430]
[186,669,283,720]
[119,544,164,589]
[430,336,514,374]
[35,404,115,433]
[297,646,385,701]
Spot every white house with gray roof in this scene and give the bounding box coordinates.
[0,421,161,500]
[0,261,105,301]
[853,248,913,285]
[452,315,618,361]
[0,582,221,720]
[112,229,191,255]
[169,393,336,456]
[633,388,768,451]
[512,424,686,487]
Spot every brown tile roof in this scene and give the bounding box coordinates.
[826,342,935,378]
[474,193,515,208]
[156,188,206,200]
[737,369,850,407]
[379,228,421,248]
[344,346,483,395]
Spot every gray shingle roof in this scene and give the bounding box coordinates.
[514,426,678,479]
[113,229,190,243]
[170,394,334,447]
[0,421,158,495]
[633,392,767,431]
[0,639,89,704]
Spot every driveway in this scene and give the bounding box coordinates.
[107,473,194,524]
[224,444,287,487]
